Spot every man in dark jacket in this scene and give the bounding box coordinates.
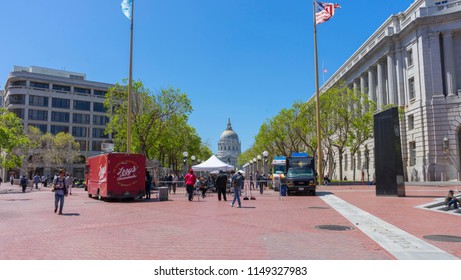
[215,170,228,201]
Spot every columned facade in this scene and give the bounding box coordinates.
[217,118,241,168]
[319,0,461,182]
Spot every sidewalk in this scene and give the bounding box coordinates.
[0,182,459,260]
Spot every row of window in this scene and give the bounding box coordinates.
[11,80,107,96]
[343,140,417,173]
[28,123,108,138]
[219,146,239,151]
[8,95,106,112]
[12,108,108,125]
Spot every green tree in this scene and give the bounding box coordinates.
[104,81,192,158]
[51,132,81,172]
[0,108,29,170]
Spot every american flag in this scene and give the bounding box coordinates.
[315,1,341,25]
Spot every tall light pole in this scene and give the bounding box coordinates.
[257,155,262,174]
[263,151,268,176]
[182,151,188,175]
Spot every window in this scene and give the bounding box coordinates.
[73,113,90,124]
[52,98,70,109]
[73,100,91,111]
[51,111,70,122]
[52,84,70,92]
[72,127,87,137]
[92,141,102,151]
[30,81,49,89]
[409,141,416,166]
[74,87,90,94]
[29,95,48,107]
[407,48,413,67]
[408,77,415,100]
[93,128,108,138]
[11,80,26,87]
[408,114,414,130]
[29,123,47,134]
[50,125,69,135]
[75,140,88,151]
[94,90,107,96]
[93,102,106,112]
[28,109,48,121]
[8,94,25,105]
[11,108,24,119]
[93,115,109,125]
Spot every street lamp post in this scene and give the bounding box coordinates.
[257,155,262,175]
[263,151,268,176]
[182,151,188,175]
[191,155,196,166]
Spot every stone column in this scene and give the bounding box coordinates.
[442,31,457,97]
[377,61,385,109]
[360,75,368,112]
[394,41,405,105]
[368,67,376,104]
[387,47,398,105]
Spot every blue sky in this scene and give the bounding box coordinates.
[0,0,415,154]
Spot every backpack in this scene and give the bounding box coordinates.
[232,174,241,187]
[20,177,27,185]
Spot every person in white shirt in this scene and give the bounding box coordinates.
[65,173,73,195]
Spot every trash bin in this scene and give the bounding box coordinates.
[280,185,287,196]
[159,187,168,201]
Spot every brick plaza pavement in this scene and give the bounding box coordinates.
[0,182,459,260]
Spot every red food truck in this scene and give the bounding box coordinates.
[86,153,146,201]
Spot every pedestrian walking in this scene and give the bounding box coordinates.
[33,173,40,189]
[215,170,228,201]
[167,173,173,194]
[145,170,152,199]
[230,170,243,208]
[184,169,197,201]
[0,176,2,186]
[43,175,49,188]
[172,172,178,194]
[65,173,73,195]
[10,174,14,186]
[53,170,68,215]
[20,175,28,193]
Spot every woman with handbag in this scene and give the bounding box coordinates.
[53,170,68,215]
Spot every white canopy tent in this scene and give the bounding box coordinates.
[191,155,235,172]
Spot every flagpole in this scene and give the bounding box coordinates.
[313,0,323,185]
[127,0,134,153]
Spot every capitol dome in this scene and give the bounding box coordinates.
[217,118,241,167]
[220,121,240,141]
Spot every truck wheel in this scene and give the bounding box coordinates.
[88,193,92,198]
[97,190,103,201]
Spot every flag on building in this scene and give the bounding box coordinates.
[323,68,328,73]
[315,1,340,25]
[121,0,132,20]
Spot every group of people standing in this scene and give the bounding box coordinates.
[184,169,244,207]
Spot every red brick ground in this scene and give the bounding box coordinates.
[0,183,458,260]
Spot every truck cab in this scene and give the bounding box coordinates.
[285,152,317,196]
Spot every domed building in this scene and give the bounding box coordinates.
[217,118,241,168]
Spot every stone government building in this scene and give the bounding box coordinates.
[216,118,241,168]
[321,0,461,182]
